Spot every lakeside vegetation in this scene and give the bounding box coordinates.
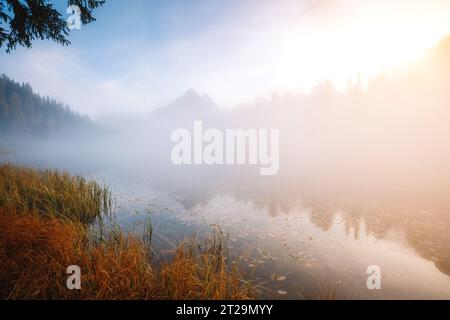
[0,164,255,300]
[0,163,111,224]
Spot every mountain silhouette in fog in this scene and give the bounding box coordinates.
[152,89,218,120]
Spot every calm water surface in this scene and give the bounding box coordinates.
[106,172,450,300]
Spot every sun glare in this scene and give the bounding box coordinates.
[270,0,450,92]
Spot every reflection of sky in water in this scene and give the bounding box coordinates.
[107,174,450,300]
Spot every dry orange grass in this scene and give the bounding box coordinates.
[0,209,254,300]
[159,236,253,300]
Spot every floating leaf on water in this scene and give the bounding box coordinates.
[265,256,279,261]
[271,274,287,281]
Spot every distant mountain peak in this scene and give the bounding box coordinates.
[174,89,215,106]
[152,89,218,118]
[182,88,200,99]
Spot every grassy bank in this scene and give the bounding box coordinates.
[0,164,111,224]
[0,164,254,300]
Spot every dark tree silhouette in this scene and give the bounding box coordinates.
[0,0,104,53]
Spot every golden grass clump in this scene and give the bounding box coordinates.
[0,209,255,300]
[0,209,154,299]
[158,232,254,300]
[0,163,111,224]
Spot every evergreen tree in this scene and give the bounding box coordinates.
[0,0,105,53]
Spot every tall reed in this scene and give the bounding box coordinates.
[0,163,111,224]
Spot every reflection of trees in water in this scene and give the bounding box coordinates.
[342,210,362,240]
[307,200,450,277]
[172,183,450,277]
[306,205,334,232]
[300,193,450,276]
[401,209,450,276]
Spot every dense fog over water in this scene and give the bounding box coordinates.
[11,38,450,205]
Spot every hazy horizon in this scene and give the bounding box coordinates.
[1,0,450,118]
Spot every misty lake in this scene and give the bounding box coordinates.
[110,175,450,300]
[4,142,450,301]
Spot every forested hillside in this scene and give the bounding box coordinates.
[0,74,96,137]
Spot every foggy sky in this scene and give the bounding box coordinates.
[0,0,450,117]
